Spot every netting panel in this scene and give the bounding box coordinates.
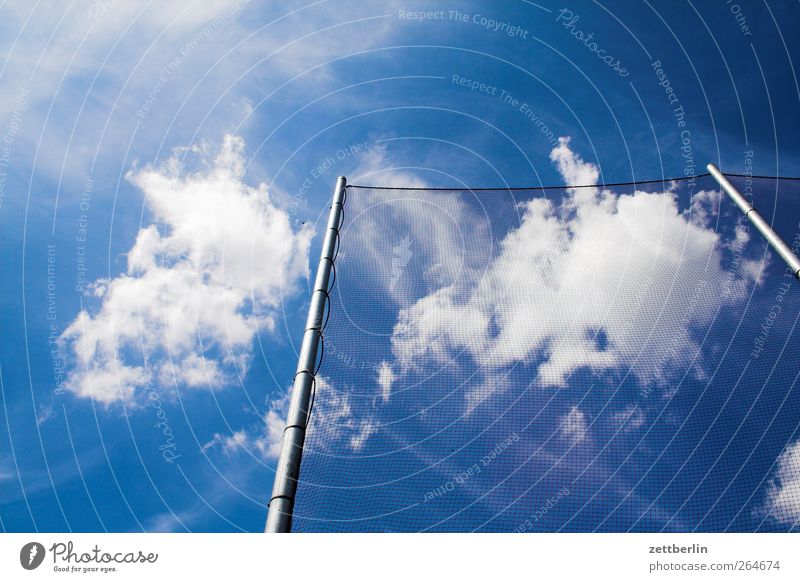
[292,176,800,532]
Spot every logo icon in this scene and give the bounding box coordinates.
[20,542,45,570]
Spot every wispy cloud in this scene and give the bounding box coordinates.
[561,406,589,445]
[0,1,404,183]
[203,375,379,459]
[611,405,646,433]
[345,144,488,306]
[35,404,56,426]
[376,361,395,403]
[0,460,15,482]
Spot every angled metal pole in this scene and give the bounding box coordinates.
[266,176,347,533]
[708,163,800,279]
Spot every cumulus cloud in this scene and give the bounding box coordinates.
[763,440,800,525]
[203,376,378,458]
[388,137,762,398]
[60,135,313,404]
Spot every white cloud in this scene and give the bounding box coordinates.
[764,440,800,525]
[202,429,251,456]
[392,285,490,372]
[611,405,646,432]
[345,145,490,306]
[60,135,313,404]
[561,406,589,445]
[203,376,378,459]
[464,373,513,415]
[202,413,284,460]
[549,136,600,206]
[36,404,57,426]
[389,235,413,291]
[202,387,288,460]
[388,137,762,398]
[377,361,395,402]
[349,420,378,451]
[144,506,206,533]
[262,398,291,459]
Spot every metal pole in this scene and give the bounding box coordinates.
[707,163,800,279]
[265,176,347,533]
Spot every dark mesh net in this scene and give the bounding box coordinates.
[291,175,800,532]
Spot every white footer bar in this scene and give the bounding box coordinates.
[1,533,797,580]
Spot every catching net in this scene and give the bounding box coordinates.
[290,174,800,532]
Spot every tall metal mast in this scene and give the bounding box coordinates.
[266,176,347,533]
[708,164,800,278]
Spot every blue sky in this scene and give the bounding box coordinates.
[1,1,800,532]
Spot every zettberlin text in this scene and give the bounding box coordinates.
[649,544,708,554]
